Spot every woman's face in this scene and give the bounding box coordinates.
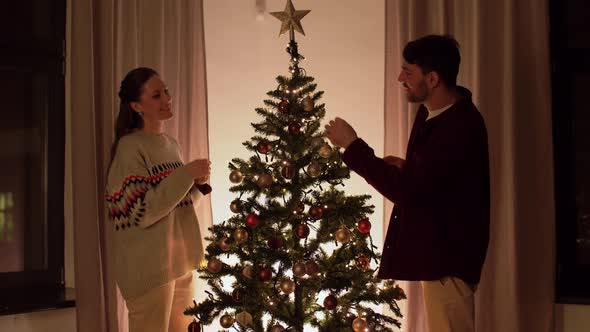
[131,75,173,122]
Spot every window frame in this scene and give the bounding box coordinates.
[550,0,590,302]
[0,0,69,315]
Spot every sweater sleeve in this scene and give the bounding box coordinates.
[105,137,195,229]
[342,139,404,203]
[166,134,208,205]
[343,115,485,205]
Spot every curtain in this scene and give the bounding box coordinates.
[384,1,555,331]
[69,0,211,331]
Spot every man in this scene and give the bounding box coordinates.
[324,35,490,332]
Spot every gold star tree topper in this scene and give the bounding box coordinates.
[270,0,311,36]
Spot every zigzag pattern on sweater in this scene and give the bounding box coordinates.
[105,161,193,231]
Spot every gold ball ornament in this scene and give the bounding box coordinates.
[207,257,222,273]
[280,278,296,294]
[302,96,314,112]
[233,227,249,244]
[336,227,351,244]
[292,262,307,278]
[318,143,332,158]
[218,236,231,252]
[220,314,235,328]
[307,162,323,177]
[311,137,325,148]
[235,311,253,326]
[256,173,273,189]
[242,265,254,279]
[352,317,368,332]
[230,200,242,213]
[229,170,243,184]
[270,324,285,332]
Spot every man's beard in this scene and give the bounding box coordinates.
[406,80,428,103]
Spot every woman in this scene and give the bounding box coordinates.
[105,67,211,332]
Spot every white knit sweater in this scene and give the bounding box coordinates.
[105,130,203,299]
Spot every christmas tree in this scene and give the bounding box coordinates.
[186,1,405,331]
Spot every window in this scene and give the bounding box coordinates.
[550,0,590,301]
[0,0,69,314]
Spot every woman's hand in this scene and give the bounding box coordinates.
[185,159,211,179]
[194,176,209,185]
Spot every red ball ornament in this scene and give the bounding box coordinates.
[394,285,406,300]
[296,224,310,238]
[188,320,201,332]
[288,122,302,135]
[256,174,273,189]
[305,260,320,275]
[267,236,284,249]
[358,218,372,234]
[294,202,305,215]
[323,294,338,310]
[207,258,222,273]
[281,165,297,179]
[309,206,323,220]
[257,141,272,154]
[245,213,260,228]
[278,99,290,113]
[356,255,370,270]
[258,266,273,282]
[232,288,243,303]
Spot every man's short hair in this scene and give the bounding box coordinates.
[403,35,461,87]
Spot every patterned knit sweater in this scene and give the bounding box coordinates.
[105,130,204,300]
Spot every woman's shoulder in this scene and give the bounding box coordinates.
[117,131,145,151]
[162,133,179,146]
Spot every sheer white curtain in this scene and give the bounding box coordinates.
[69,0,210,330]
[384,1,554,331]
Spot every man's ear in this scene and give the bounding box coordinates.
[427,71,441,89]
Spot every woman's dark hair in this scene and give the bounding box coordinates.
[108,67,159,168]
[403,35,461,87]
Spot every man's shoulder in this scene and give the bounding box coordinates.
[454,99,484,125]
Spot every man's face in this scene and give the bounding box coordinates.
[398,62,429,103]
